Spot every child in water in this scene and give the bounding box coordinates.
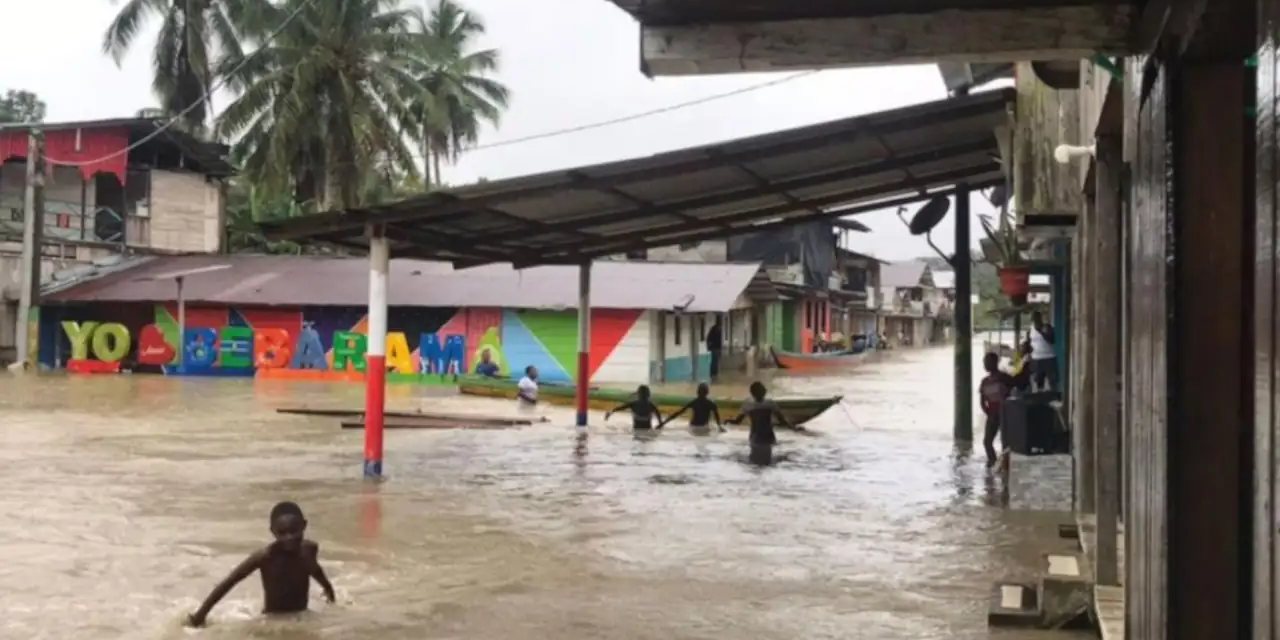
[186,501,336,627]
[605,385,663,435]
[727,381,804,465]
[658,382,725,435]
[979,352,1016,468]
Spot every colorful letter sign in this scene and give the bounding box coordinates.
[60,318,468,379]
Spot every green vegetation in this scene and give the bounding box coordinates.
[0,90,46,123]
[101,0,509,249]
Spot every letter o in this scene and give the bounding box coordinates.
[91,323,132,362]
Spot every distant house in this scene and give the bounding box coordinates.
[0,117,234,364]
[877,259,952,346]
[629,218,875,358]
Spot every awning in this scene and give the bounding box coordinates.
[261,89,1014,268]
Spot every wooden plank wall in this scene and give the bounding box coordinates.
[1123,55,1171,639]
[1122,24,1255,637]
[1014,63,1085,218]
[1257,0,1279,634]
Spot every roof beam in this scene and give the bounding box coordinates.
[474,137,996,247]
[258,95,1010,241]
[635,5,1133,76]
[508,167,998,266]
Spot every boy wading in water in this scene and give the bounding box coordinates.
[516,365,539,414]
[187,502,336,627]
[727,382,804,465]
[658,382,725,436]
[979,352,1015,469]
[605,385,664,438]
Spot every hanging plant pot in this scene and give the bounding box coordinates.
[998,266,1031,300]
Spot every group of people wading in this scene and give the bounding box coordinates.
[978,311,1059,468]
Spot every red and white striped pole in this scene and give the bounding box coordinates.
[575,262,591,433]
[363,227,389,479]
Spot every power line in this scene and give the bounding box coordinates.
[43,0,317,168]
[466,70,821,152]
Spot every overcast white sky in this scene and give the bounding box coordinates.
[2,0,1001,262]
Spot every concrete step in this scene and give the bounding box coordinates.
[987,581,1041,628]
[1040,552,1093,629]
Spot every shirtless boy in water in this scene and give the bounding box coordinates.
[186,501,336,627]
[658,382,725,435]
[727,381,805,465]
[605,385,664,436]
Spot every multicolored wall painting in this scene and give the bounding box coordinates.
[38,304,653,384]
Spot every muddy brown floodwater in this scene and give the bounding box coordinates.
[0,344,1087,640]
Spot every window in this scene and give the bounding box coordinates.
[673,315,682,346]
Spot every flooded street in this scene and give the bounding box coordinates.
[0,344,1083,640]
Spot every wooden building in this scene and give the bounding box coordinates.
[600,0,1264,636]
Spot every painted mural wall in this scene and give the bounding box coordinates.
[38,304,652,384]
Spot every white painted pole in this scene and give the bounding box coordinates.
[363,230,390,479]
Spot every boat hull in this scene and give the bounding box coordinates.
[771,347,869,371]
[458,378,841,425]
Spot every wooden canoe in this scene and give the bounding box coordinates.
[771,347,869,371]
[457,377,842,425]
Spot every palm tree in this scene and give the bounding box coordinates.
[407,0,509,187]
[102,0,269,132]
[214,0,423,210]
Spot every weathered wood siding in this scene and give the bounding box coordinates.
[1123,55,1170,639]
[1014,63,1085,218]
[1257,2,1279,634]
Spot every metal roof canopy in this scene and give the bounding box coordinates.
[260,89,1014,268]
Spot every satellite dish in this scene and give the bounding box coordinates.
[907,196,950,236]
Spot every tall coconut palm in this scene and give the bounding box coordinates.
[407,0,509,187]
[214,0,423,210]
[102,0,269,132]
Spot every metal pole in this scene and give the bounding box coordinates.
[575,262,591,433]
[954,185,973,441]
[14,129,43,368]
[176,276,186,371]
[364,228,389,479]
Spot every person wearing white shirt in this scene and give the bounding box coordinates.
[516,365,539,412]
[1028,311,1058,391]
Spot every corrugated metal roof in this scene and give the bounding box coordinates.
[43,255,760,313]
[261,90,1013,268]
[880,260,930,288]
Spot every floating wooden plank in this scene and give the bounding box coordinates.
[339,418,518,430]
[277,406,541,426]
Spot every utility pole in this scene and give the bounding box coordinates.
[13,128,44,369]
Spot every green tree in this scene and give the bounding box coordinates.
[214,0,424,210]
[102,0,269,132]
[407,0,509,187]
[0,90,46,123]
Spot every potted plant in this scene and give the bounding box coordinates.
[978,209,1030,305]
